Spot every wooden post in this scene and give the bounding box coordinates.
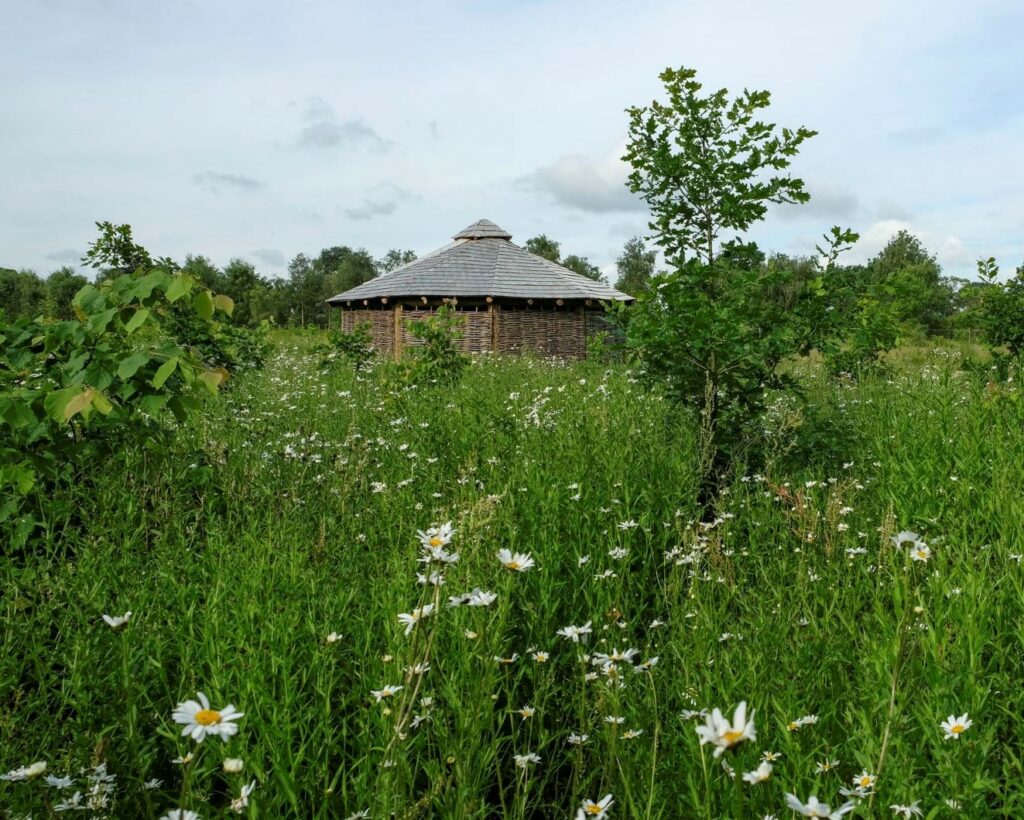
[393,304,403,361]
[578,306,586,359]
[488,303,497,353]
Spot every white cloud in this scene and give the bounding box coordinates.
[519,145,645,213]
[193,171,266,195]
[344,182,413,222]
[848,219,970,270]
[297,97,391,152]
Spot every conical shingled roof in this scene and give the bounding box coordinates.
[326,219,632,304]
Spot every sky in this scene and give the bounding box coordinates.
[2,0,1022,282]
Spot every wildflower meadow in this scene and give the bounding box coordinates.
[2,338,1023,817]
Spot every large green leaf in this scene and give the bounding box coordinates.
[212,294,234,316]
[91,390,114,415]
[152,356,178,388]
[0,462,36,495]
[125,308,151,335]
[165,274,193,303]
[198,368,226,395]
[43,386,94,424]
[88,307,118,333]
[0,396,37,429]
[194,289,214,321]
[117,352,150,381]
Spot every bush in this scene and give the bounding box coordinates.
[0,265,233,551]
[320,322,375,371]
[406,304,467,385]
[977,257,1024,379]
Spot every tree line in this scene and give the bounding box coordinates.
[0,224,999,341]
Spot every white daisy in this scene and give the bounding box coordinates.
[466,589,497,607]
[230,780,257,813]
[397,604,435,635]
[576,794,614,818]
[1,761,47,781]
[890,802,923,818]
[497,548,535,572]
[742,761,773,783]
[172,693,243,743]
[940,712,973,740]
[417,522,454,550]
[556,621,593,643]
[370,685,403,702]
[101,611,132,629]
[784,793,856,818]
[695,701,756,757]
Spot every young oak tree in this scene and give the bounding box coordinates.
[619,66,856,503]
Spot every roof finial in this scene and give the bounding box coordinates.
[452,219,512,240]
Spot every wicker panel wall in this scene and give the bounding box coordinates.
[495,308,586,359]
[336,305,611,360]
[340,309,394,355]
[402,308,492,354]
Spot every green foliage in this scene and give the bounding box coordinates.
[524,234,561,263]
[321,322,375,371]
[82,225,270,371]
[621,66,850,492]
[43,266,90,320]
[976,257,1024,377]
[561,253,603,281]
[0,342,1021,817]
[614,236,657,296]
[0,260,232,550]
[378,248,418,274]
[624,67,815,268]
[0,267,46,320]
[523,235,602,280]
[405,304,468,385]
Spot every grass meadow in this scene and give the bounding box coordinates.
[3,335,1024,818]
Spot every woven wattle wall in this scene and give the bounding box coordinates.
[402,308,492,353]
[340,309,394,355]
[495,308,586,359]
[338,306,611,360]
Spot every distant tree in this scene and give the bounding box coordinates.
[82,221,157,279]
[978,257,1024,360]
[524,235,561,263]
[614,237,657,296]
[44,267,88,320]
[562,254,603,281]
[222,259,261,326]
[378,249,417,274]
[181,255,225,292]
[292,246,378,328]
[249,278,293,325]
[288,253,319,328]
[0,268,46,320]
[866,231,952,334]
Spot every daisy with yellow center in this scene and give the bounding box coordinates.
[497,548,535,572]
[941,712,973,740]
[695,701,756,757]
[370,685,403,702]
[575,794,613,819]
[416,522,454,551]
[172,692,244,743]
[852,770,876,792]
